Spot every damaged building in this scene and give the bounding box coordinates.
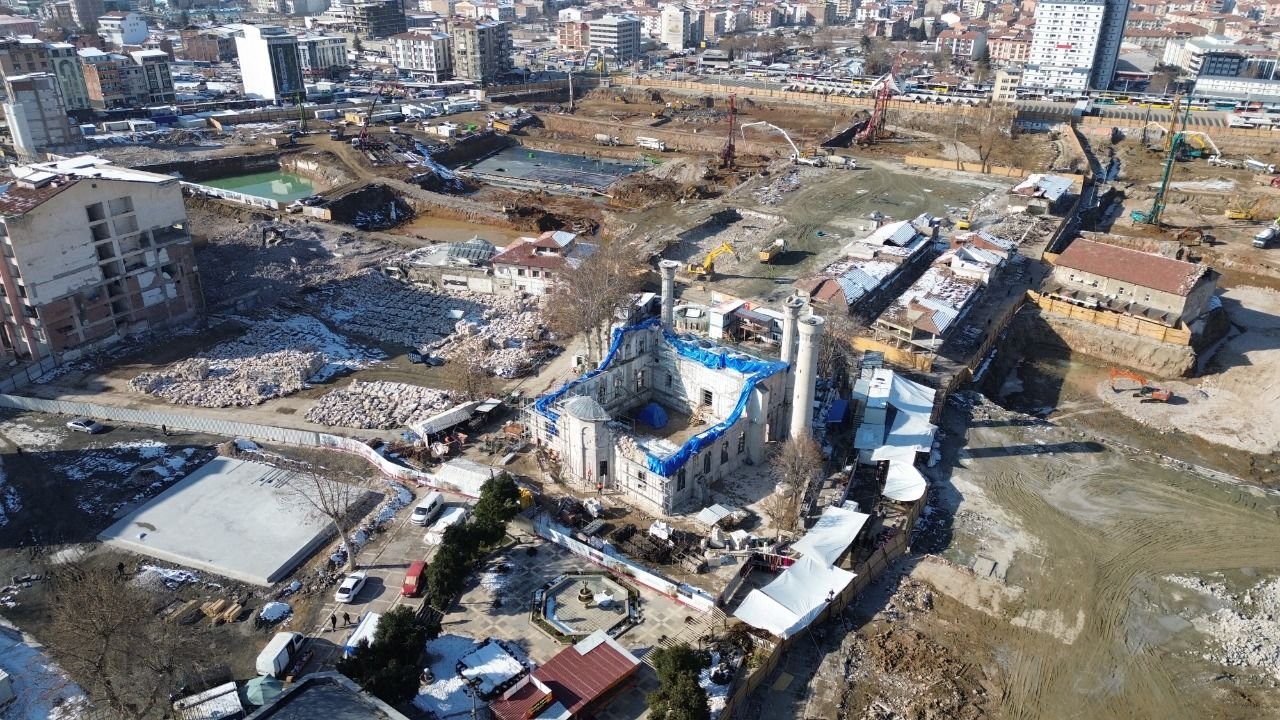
[532,262,825,516]
[0,155,203,362]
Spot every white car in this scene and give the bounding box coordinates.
[66,417,105,434]
[334,571,368,604]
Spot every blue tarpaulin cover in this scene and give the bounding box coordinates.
[637,402,669,429]
[826,399,848,424]
[535,318,787,476]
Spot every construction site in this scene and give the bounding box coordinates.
[0,76,1277,720]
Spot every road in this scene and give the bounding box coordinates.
[306,488,475,665]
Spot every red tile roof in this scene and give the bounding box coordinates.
[1055,239,1211,297]
[489,632,640,720]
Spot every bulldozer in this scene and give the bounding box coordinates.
[1109,367,1172,403]
[685,242,738,280]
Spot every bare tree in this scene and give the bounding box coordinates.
[454,336,497,400]
[816,312,861,385]
[276,451,369,572]
[972,104,1019,172]
[41,560,205,719]
[549,238,646,364]
[766,436,824,536]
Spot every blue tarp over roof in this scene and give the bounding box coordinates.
[826,399,848,424]
[534,318,787,477]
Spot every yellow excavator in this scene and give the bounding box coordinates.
[1227,195,1261,221]
[686,242,738,280]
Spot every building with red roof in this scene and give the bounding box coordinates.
[489,630,641,720]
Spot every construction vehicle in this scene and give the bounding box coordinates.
[1131,97,1194,226]
[1208,154,1239,168]
[956,206,975,230]
[686,242,738,280]
[721,94,737,169]
[1227,196,1261,221]
[1253,226,1278,248]
[636,136,667,152]
[593,133,620,146]
[1245,158,1277,174]
[855,51,905,147]
[1109,368,1172,403]
[758,238,786,263]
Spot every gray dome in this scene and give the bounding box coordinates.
[564,395,610,422]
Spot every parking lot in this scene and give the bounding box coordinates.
[304,488,475,666]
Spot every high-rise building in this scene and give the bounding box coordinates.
[586,14,640,62]
[343,0,409,39]
[77,48,174,108]
[70,0,105,33]
[128,50,175,105]
[448,19,512,83]
[98,11,149,48]
[390,30,453,82]
[2,74,81,162]
[0,155,203,362]
[659,5,700,51]
[234,25,304,103]
[1022,0,1128,92]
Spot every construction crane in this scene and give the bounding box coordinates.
[1162,94,1184,152]
[1131,97,1194,227]
[721,93,737,169]
[294,90,308,133]
[856,51,904,147]
[686,242,738,280]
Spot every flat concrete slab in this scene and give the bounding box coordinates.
[99,457,341,585]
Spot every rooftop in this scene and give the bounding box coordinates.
[246,673,410,719]
[1055,239,1213,297]
[488,631,640,720]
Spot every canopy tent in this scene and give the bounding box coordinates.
[695,503,739,528]
[411,400,483,437]
[882,461,927,502]
[790,505,871,566]
[733,555,856,639]
[426,458,497,496]
[244,675,285,707]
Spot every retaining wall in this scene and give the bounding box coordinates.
[539,113,788,157]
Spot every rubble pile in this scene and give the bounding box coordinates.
[752,169,803,205]
[1170,574,1280,680]
[984,213,1057,246]
[129,315,382,407]
[195,219,396,309]
[322,272,544,377]
[305,380,453,429]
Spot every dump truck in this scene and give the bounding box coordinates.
[758,238,786,263]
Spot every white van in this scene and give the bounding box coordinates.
[256,632,305,678]
[410,491,445,526]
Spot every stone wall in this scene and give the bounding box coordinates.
[1012,308,1198,377]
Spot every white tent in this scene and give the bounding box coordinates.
[425,458,496,496]
[695,503,738,529]
[790,506,871,566]
[882,461,927,502]
[733,555,856,639]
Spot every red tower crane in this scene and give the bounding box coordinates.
[721,93,737,169]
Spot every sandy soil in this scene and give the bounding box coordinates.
[1097,285,1280,455]
[902,391,1280,719]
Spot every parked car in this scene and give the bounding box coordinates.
[402,560,427,597]
[334,571,368,603]
[410,492,444,526]
[66,417,105,434]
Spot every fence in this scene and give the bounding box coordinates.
[181,182,281,211]
[0,358,61,394]
[1026,291,1193,344]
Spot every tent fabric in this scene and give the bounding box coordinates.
[883,462,927,502]
[695,503,736,528]
[412,400,483,436]
[826,399,849,424]
[733,555,856,639]
[790,506,871,566]
[636,402,669,429]
[244,675,285,706]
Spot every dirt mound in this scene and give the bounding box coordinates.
[608,174,687,208]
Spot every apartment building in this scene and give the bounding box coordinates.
[936,29,988,60]
[0,37,51,78]
[988,33,1031,63]
[0,16,39,38]
[298,34,349,80]
[177,28,239,63]
[70,0,104,32]
[340,0,410,39]
[557,21,590,50]
[0,156,203,362]
[129,50,175,105]
[448,19,512,83]
[1022,0,1130,91]
[98,11,148,48]
[78,48,173,109]
[1163,34,1251,77]
[234,25,304,103]
[587,14,641,62]
[47,42,91,112]
[389,29,453,81]
[3,74,81,162]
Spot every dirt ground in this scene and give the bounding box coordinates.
[811,388,1280,720]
